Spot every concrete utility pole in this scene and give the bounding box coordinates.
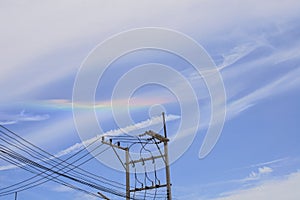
[162,112,172,200]
[125,148,130,200]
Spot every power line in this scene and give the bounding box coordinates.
[0,144,130,198]
[0,128,125,192]
[0,126,132,199]
[0,152,101,199]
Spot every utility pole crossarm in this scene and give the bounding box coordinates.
[127,155,164,165]
[129,184,168,192]
[145,130,169,142]
[101,137,128,151]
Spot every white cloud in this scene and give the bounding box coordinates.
[51,185,73,193]
[212,170,300,200]
[0,120,18,125]
[102,114,180,136]
[258,166,273,174]
[248,166,273,180]
[0,110,49,125]
[219,42,261,70]
[54,142,83,158]
[250,158,288,168]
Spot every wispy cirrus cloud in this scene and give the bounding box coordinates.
[158,34,300,151]
[0,110,49,125]
[1,0,300,104]
[218,42,262,71]
[249,158,289,168]
[226,66,300,119]
[182,17,300,125]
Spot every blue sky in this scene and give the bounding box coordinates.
[1,1,300,199]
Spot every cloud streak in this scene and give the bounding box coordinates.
[226,66,300,119]
[219,42,261,71]
[55,113,180,158]
[0,110,49,125]
[0,114,180,171]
